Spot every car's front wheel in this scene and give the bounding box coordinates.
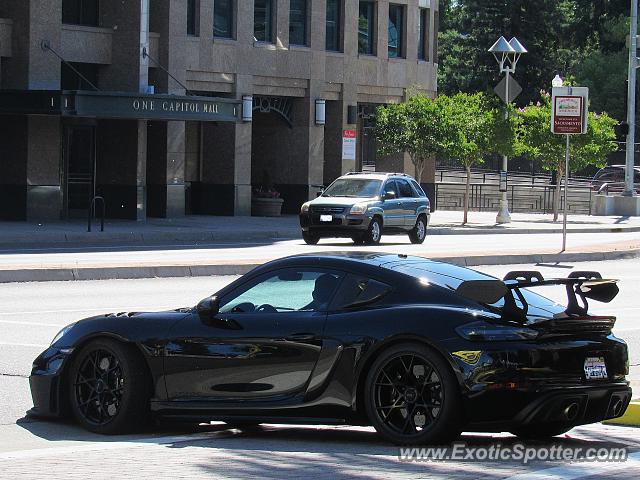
[408,215,427,244]
[363,217,382,245]
[302,231,320,245]
[68,338,151,434]
[364,343,462,445]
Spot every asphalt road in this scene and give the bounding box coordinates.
[0,259,638,478]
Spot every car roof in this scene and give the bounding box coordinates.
[339,172,415,181]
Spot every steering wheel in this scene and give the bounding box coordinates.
[256,304,278,313]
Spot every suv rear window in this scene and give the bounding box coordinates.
[322,178,382,198]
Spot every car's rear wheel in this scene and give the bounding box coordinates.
[364,343,462,445]
[302,231,320,245]
[68,338,150,434]
[408,215,427,244]
[363,217,382,245]
[510,423,573,440]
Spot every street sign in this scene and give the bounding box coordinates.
[494,74,522,103]
[551,86,589,135]
[342,129,357,160]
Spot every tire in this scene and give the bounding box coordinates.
[364,343,462,445]
[225,420,262,430]
[510,423,573,440]
[68,338,151,434]
[302,230,320,245]
[408,215,427,244]
[363,217,382,245]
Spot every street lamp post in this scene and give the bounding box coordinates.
[489,36,527,224]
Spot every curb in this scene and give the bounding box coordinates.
[1,248,638,283]
[604,402,640,427]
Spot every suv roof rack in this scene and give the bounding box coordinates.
[344,171,412,177]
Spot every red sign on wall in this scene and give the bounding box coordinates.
[552,95,584,134]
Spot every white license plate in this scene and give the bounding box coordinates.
[584,356,608,380]
[320,215,333,222]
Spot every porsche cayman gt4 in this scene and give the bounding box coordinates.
[29,253,631,444]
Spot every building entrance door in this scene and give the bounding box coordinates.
[63,125,96,218]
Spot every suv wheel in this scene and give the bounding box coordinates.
[409,215,427,244]
[364,218,382,245]
[302,231,320,245]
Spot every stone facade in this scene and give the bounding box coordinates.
[0,0,438,220]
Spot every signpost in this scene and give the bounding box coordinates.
[551,85,589,251]
[342,129,357,161]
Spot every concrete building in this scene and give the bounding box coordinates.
[0,0,438,221]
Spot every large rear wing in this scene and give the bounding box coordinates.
[456,270,619,320]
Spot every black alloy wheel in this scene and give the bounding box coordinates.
[364,217,382,245]
[302,230,320,245]
[409,215,427,244]
[69,338,150,434]
[364,343,462,445]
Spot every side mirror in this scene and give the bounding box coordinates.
[316,188,324,197]
[384,190,397,200]
[196,295,220,317]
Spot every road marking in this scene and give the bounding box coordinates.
[0,431,230,461]
[0,342,48,348]
[0,320,62,328]
[0,306,176,316]
[504,451,640,479]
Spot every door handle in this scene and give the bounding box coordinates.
[285,333,315,341]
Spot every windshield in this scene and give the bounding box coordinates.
[322,178,382,198]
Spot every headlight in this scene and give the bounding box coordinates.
[51,323,76,346]
[456,322,539,341]
[301,202,310,213]
[350,203,368,214]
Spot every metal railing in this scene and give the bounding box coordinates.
[87,196,105,232]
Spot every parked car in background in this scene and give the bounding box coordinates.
[591,165,640,194]
[299,172,430,245]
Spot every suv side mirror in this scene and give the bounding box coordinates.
[384,190,397,200]
[196,295,220,317]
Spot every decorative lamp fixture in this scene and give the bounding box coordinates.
[242,95,253,122]
[315,99,326,125]
[552,74,564,88]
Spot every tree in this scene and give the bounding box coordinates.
[375,94,453,183]
[516,93,618,220]
[437,93,505,224]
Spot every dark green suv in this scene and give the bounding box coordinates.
[299,172,430,245]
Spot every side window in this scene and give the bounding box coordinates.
[330,274,392,310]
[220,269,343,313]
[410,179,426,197]
[396,179,414,198]
[384,180,398,196]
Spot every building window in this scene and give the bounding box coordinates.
[358,1,376,55]
[289,0,308,46]
[214,0,234,38]
[388,4,404,58]
[254,0,274,42]
[325,0,341,51]
[62,0,99,27]
[61,62,99,90]
[418,8,429,61]
[187,0,199,36]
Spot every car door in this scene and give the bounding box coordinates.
[382,180,403,227]
[395,178,418,226]
[163,267,343,402]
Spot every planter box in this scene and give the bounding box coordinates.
[251,197,284,217]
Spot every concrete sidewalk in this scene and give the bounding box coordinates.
[0,211,638,250]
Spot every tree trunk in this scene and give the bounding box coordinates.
[413,156,425,183]
[553,168,563,222]
[464,165,471,225]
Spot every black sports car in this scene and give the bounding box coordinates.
[29,253,632,444]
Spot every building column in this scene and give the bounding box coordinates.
[234,75,253,216]
[26,116,62,220]
[166,121,186,216]
[136,120,147,221]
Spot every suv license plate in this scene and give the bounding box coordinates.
[320,215,333,222]
[584,356,608,380]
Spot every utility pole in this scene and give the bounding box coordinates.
[625,0,638,197]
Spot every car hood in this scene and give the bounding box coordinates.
[311,196,378,207]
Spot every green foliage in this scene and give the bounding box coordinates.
[516,94,618,174]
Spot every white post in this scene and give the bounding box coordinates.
[496,73,511,223]
[562,134,570,251]
[625,0,638,196]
